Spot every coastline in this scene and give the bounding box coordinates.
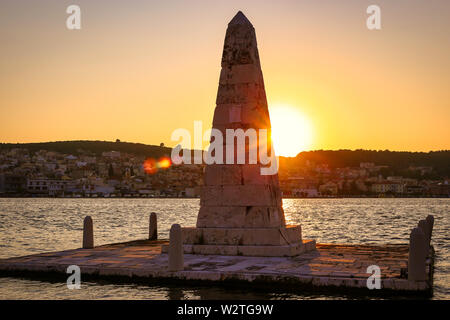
[0,195,448,199]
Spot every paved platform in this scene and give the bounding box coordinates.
[0,240,433,296]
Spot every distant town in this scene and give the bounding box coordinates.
[0,141,449,198]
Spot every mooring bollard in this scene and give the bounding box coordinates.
[149,212,157,240]
[82,216,94,249]
[418,219,430,257]
[168,224,184,271]
[425,215,434,242]
[408,227,427,281]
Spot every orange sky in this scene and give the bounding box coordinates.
[0,0,449,156]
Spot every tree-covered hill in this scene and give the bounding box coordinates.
[0,140,172,158]
[288,149,450,176]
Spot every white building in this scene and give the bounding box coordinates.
[27,178,75,195]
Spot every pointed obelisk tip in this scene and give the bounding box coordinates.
[228,11,253,26]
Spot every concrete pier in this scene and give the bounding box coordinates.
[0,240,434,296]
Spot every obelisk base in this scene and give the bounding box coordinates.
[162,225,316,257]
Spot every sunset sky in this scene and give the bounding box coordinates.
[0,0,449,156]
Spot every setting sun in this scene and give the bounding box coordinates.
[269,105,313,157]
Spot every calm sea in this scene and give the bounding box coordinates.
[0,198,448,300]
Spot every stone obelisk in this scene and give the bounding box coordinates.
[167,11,316,257]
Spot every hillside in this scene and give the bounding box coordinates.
[0,140,172,159]
[284,149,450,177]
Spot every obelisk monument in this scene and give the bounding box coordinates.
[172,11,316,256]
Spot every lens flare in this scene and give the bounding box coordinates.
[143,158,157,174]
[143,157,172,174]
[158,157,171,169]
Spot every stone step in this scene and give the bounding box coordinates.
[161,239,316,257]
[181,225,302,246]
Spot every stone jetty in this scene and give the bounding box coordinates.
[0,239,434,296]
[0,211,436,296]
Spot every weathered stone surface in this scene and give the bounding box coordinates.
[185,240,313,257]
[219,64,262,85]
[196,206,285,228]
[221,12,259,67]
[200,185,281,207]
[418,219,430,257]
[168,224,184,271]
[229,105,242,123]
[241,104,270,129]
[149,212,157,240]
[188,11,308,255]
[212,105,248,126]
[197,206,247,228]
[425,215,434,242]
[212,105,232,126]
[242,164,270,184]
[216,83,266,104]
[82,216,94,249]
[181,226,301,246]
[408,227,427,281]
[213,102,270,130]
[204,165,242,186]
[203,165,222,185]
[0,241,433,294]
[245,206,285,227]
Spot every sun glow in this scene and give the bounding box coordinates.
[269,104,313,157]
